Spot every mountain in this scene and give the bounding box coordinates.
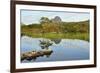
[52,16,62,23]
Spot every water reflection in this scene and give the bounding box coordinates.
[21,39,54,62]
[39,39,53,49]
[21,36,89,63]
[51,39,61,44]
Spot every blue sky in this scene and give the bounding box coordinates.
[21,10,90,25]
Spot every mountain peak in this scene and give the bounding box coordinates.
[52,16,62,23]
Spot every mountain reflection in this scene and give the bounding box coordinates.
[51,39,61,44]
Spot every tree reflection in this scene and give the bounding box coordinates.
[39,39,53,49]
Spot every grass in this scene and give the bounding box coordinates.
[21,32,89,41]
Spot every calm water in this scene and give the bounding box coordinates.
[21,36,90,63]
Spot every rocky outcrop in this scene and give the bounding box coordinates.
[52,16,62,23]
[21,49,53,61]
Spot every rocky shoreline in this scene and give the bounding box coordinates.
[21,49,53,61]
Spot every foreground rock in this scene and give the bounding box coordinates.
[21,49,53,61]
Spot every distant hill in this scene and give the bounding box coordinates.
[62,20,89,25]
[52,16,62,23]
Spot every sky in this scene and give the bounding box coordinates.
[21,10,90,25]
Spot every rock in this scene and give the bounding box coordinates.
[21,49,53,61]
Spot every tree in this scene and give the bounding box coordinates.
[42,23,60,33]
[40,17,50,24]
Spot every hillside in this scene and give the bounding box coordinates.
[21,20,89,41]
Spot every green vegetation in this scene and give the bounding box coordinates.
[21,16,89,41]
